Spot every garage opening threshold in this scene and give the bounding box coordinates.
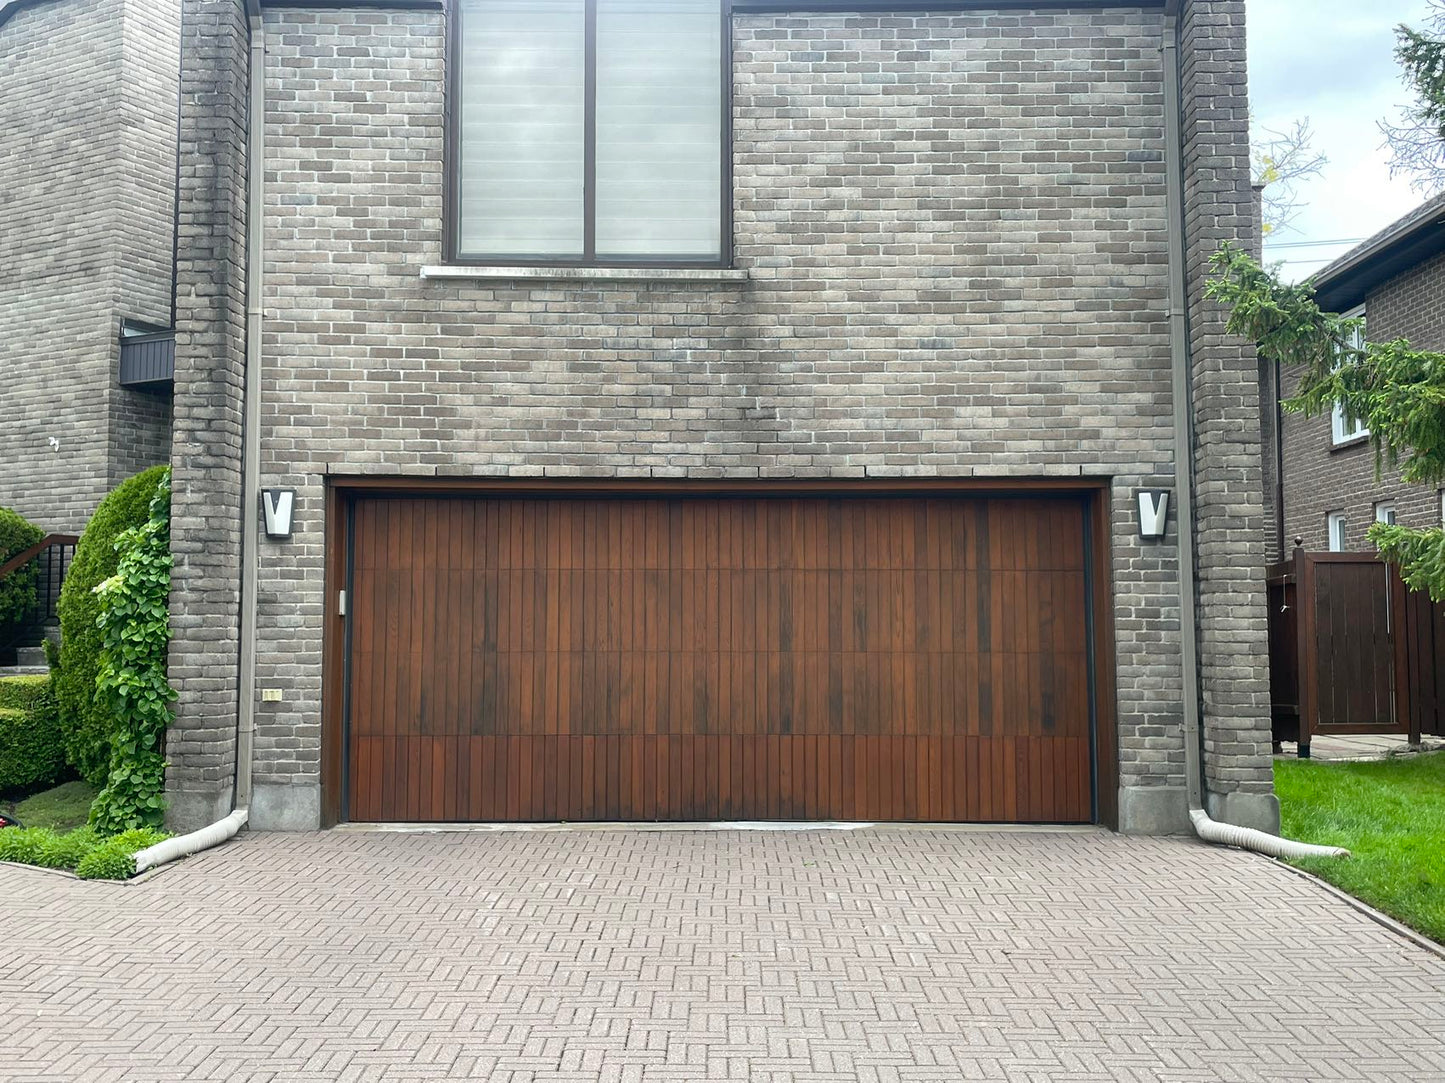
[333,821,1103,835]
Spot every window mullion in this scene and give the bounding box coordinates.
[583,0,598,263]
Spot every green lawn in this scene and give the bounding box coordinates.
[1275,752,1445,944]
[2,780,96,833]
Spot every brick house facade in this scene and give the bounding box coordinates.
[1271,195,1445,558]
[2,0,1277,837]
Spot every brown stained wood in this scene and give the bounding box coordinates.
[344,494,1096,823]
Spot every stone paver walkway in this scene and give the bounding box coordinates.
[3,827,1443,1081]
[1277,734,1445,761]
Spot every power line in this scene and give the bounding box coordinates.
[1264,237,1367,250]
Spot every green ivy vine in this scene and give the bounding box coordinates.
[89,469,175,834]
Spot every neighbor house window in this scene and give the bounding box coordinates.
[1328,511,1348,552]
[1375,502,1397,526]
[1331,306,1369,445]
[452,0,726,265]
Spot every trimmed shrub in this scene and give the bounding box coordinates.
[0,673,48,711]
[0,677,65,796]
[55,465,168,785]
[0,507,44,630]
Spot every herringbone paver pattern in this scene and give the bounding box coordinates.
[3,828,1442,1081]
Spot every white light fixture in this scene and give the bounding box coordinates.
[1137,489,1170,540]
[261,488,297,539]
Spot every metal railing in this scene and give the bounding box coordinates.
[0,533,79,660]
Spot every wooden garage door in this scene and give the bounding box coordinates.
[345,495,1094,823]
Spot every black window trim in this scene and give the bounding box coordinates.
[443,0,735,270]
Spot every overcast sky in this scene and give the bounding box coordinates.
[1249,0,1437,279]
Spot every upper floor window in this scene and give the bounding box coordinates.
[1375,501,1397,526]
[1331,306,1369,445]
[451,0,727,266]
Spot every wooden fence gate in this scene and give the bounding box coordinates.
[1268,549,1445,755]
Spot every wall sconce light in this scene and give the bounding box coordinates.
[1136,489,1170,540]
[261,489,297,539]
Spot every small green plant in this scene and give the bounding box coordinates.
[73,828,168,880]
[0,826,56,865]
[89,471,175,835]
[0,507,44,631]
[36,827,98,869]
[55,465,169,785]
[0,823,166,879]
[74,844,136,881]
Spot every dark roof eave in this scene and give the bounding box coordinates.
[1312,198,1445,313]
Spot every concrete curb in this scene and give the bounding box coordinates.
[1266,856,1445,964]
[0,857,175,886]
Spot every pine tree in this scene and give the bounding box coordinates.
[1382,2,1445,193]
[1207,244,1445,599]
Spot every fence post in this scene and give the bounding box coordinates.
[1394,567,1422,749]
[1294,542,1314,759]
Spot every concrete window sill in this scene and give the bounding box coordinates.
[1329,435,1371,454]
[420,265,750,284]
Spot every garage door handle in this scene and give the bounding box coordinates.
[338,590,347,617]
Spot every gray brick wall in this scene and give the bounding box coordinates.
[1281,249,1445,550]
[110,389,175,485]
[1179,1,1275,824]
[154,1,1271,833]
[165,0,250,829]
[1,0,123,533]
[239,4,1196,831]
[0,0,176,534]
[110,0,182,478]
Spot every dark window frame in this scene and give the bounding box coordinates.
[443,0,735,269]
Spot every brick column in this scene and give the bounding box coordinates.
[1180,0,1278,832]
[165,0,249,831]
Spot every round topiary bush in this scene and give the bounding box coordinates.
[0,506,45,631]
[54,465,169,785]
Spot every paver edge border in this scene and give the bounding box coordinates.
[1267,855,1445,964]
[0,857,174,886]
[330,820,1109,835]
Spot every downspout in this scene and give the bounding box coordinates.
[1274,358,1286,558]
[1160,7,1344,861]
[137,0,263,873]
[235,0,263,821]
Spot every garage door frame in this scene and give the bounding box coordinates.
[319,478,1118,828]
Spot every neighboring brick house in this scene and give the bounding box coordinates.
[2,0,1278,838]
[1270,194,1445,558]
[0,0,178,534]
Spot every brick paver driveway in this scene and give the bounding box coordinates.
[4,827,1444,1081]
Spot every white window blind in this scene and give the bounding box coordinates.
[595,0,722,259]
[454,0,723,263]
[457,0,586,258]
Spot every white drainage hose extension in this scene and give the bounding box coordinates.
[133,809,249,874]
[1190,808,1348,860]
